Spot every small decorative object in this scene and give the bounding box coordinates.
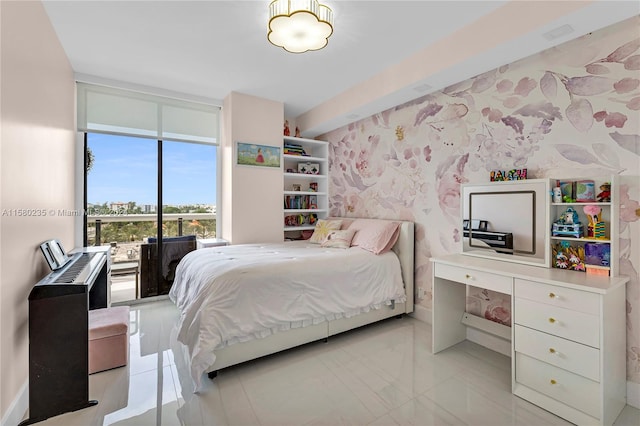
[309,182,318,192]
[295,126,301,138]
[286,168,295,173]
[586,265,610,276]
[298,162,319,174]
[583,205,602,238]
[584,243,610,267]
[308,213,318,225]
[284,120,290,136]
[594,221,606,239]
[552,241,585,272]
[552,187,562,203]
[597,182,611,202]
[490,168,527,181]
[552,207,583,238]
[574,180,595,202]
[559,181,574,201]
[561,207,579,225]
[292,184,301,191]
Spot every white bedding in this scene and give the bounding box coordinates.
[169,241,406,388]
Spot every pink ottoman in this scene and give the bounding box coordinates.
[88,306,129,374]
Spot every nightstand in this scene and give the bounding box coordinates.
[196,238,229,249]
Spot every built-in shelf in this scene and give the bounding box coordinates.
[283,136,329,239]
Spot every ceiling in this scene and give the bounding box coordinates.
[42,1,639,136]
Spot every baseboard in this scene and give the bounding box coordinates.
[628,380,640,409]
[1,380,27,426]
[409,304,431,324]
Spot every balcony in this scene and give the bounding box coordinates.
[87,213,216,302]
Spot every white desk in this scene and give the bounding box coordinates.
[431,254,628,426]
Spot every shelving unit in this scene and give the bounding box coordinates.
[549,175,618,276]
[282,136,328,239]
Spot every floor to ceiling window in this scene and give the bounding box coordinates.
[85,134,217,303]
[78,82,220,303]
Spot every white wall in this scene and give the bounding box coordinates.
[0,1,75,421]
[221,92,284,244]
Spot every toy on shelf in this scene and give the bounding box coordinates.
[584,242,610,276]
[574,180,595,202]
[552,207,583,238]
[583,205,607,239]
[553,241,585,271]
[597,182,611,202]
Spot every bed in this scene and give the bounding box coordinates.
[169,219,414,391]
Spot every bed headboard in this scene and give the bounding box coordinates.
[331,217,414,313]
[393,221,414,313]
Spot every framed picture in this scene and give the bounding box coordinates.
[236,142,281,168]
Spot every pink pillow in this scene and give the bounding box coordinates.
[348,219,401,255]
[327,217,355,230]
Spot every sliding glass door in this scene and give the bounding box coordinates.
[85,133,217,302]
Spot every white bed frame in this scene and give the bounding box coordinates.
[206,220,414,377]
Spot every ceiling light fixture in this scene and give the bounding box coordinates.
[268,0,334,53]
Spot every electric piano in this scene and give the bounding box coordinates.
[20,246,110,425]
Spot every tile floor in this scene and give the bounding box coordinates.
[27,300,640,425]
[110,275,137,305]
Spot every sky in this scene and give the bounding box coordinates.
[87,133,216,206]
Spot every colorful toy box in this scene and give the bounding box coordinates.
[584,243,610,267]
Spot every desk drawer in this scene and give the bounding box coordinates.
[515,279,599,315]
[516,353,600,419]
[515,298,600,348]
[434,263,512,295]
[514,325,599,381]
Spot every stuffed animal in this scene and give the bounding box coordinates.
[597,182,611,202]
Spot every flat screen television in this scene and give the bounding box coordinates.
[461,179,550,267]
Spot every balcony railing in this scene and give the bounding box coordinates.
[87,213,216,245]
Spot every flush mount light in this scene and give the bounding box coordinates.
[268,0,334,53]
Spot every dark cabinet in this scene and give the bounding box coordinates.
[139,235,196,298]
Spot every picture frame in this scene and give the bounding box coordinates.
[236,142,281,168]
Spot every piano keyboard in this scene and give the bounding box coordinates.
[53,253,96,283]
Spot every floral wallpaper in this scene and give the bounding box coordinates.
[322,16,640,383]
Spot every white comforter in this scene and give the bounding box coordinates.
[169,241,406,389]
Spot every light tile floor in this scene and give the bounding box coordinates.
[110,275,137,304]
[27,300,640,426]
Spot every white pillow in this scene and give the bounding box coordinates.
[321,229,356,249]
[309,219,343,244]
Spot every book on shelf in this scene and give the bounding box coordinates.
[283,143,308,156]
[284,195,316,210]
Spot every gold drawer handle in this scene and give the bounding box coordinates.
[548,292,557,299]
[465,274,473,280]
[549,348,560,356]
[548,317,556,324]
[550,379,557,385]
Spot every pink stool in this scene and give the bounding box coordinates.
[88,306,129,374]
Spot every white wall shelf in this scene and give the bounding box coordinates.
[282,136,328,239]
